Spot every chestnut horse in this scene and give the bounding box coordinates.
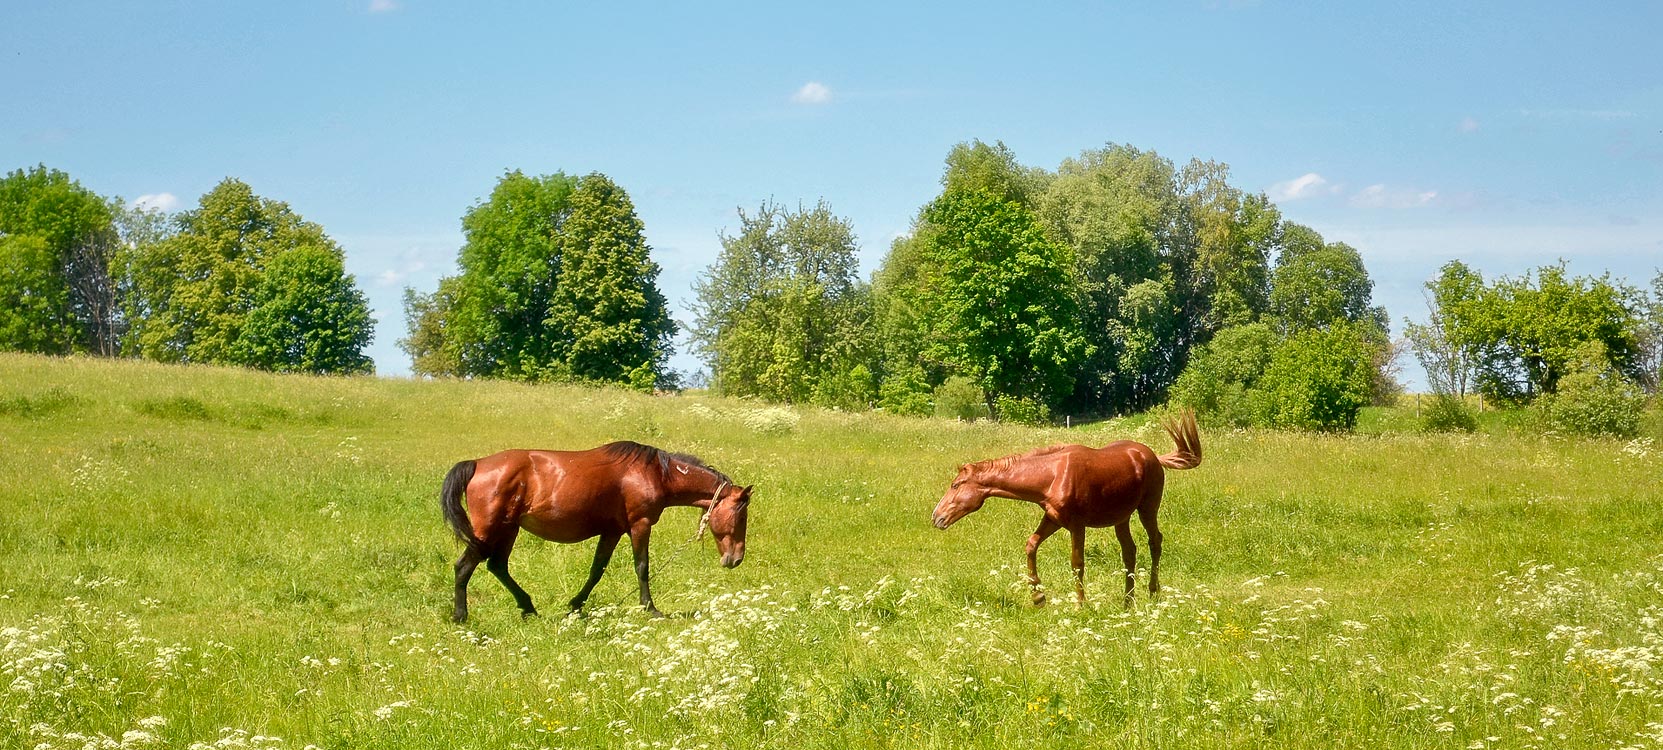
[441,441,752,622]
[932,412,1201,606]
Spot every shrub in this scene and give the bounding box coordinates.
[993,394,1050,426]
[1420,394,1477,433]
[813,364,877,411]
[1170,323,1276,427]
[877,366,933,416]
[1258,323,1378,431]
[1534,342,1645,438]
[933,376,986,421]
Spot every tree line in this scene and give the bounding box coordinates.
[1,167,374,374]
[690,141,1398,427]
[1405,261,1662,436]
[6,152,1658,435]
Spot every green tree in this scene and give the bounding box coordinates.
[915,188,1091,415]
[0,166,120,354]
[1636,269,1663,394]
[545,173,675,389]
[0,235,75,353]
[1404,260,1488,398]
[399,280,461,377]
[941,140,1049,207]
[126,179,359,367]
[444,171,579,379]
[690,200,869,402]
[1036,144,1184,412]
[1535,341,1646,437]
[232,245,375,374]
[1268,224,1387,335]
[1479,264,1638,400]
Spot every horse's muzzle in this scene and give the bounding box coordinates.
[720,553,744,569]
[932,513,952,530]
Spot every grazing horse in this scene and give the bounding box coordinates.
[932,412,1201,606]
[441,441,752,622]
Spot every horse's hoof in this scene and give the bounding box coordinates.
[521,610,540,619]
[452,612,468,624]
[1032,594,1047,606]
[645,607,667,619]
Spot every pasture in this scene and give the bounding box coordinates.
[2,353,1661,749]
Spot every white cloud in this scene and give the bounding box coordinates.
[791,81,832,105]
[1459,116,1480,133]
[374,260,428,287]
[368,0,399,13]
[133,193,179,212]
[1266,172,1334,202]
[1350,184,1438,209]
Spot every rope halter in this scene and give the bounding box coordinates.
[694,480,728,542]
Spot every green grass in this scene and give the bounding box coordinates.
[2,353,1661,749]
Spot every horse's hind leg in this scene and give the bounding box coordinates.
[1026,518,1060,605]
[453,547,484,623]
[1069,526,1089,605]
[485,528,537,618]
[1138,497,1163,599]
[569,533,622,612]
[1115,521,1138,607]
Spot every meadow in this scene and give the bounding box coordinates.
[2,353,1661,749]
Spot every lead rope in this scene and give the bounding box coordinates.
[594,480,729,613]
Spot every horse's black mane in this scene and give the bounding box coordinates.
[602,441,730,484]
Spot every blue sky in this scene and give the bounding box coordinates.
[4,1,1659,383]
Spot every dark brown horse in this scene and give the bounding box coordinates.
[441,441,752,622]
[932,412,1201,606]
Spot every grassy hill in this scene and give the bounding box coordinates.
[2,353,1660,749]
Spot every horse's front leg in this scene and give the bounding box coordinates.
[628,522,665,618]
[1114,521,1138,608]
[1026,518,1060,605]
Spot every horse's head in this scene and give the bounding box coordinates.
[932,463,988,530]
[705,484,752,568]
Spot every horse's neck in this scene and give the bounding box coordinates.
[977,455,1055,503]
[663,466,722,508]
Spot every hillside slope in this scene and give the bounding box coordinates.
[2,353,1659,749]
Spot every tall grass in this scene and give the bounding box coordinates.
[2,353,1660,749]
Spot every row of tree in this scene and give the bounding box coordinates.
[1405,261,1662,435]
[689,141,1395,426]
[10,156,1655,433]
[0,167,374,373]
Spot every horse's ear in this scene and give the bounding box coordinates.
[739,484,754,504]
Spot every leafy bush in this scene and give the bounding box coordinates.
[877,366,933,416]
[993,395,1050,426]
[1258,323,1378,431]
[1534,342,1645,437]
[813,364,877,411]
[1420,394,1477,433]
[933,376,986,421]
[1170,323,1275,427]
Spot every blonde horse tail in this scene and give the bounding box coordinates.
[1156,410,1202,470]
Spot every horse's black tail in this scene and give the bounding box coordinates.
[441,460,481,553]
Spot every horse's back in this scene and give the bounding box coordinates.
[1056,441,1163,526]
[466,447,632,544]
